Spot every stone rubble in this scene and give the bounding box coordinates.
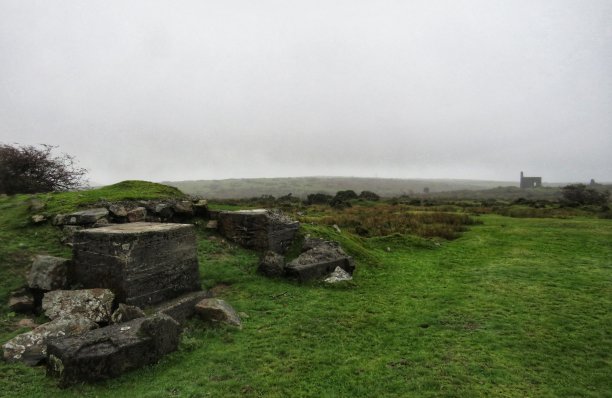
[42,289,115,323]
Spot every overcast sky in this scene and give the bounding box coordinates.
[1,0,611,184]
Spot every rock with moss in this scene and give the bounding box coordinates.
[2,315,98,366]
[46,314,181,387]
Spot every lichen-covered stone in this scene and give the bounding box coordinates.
[2,315,98,366]
[42,289,115,323]
[64,208,109,225]
[195,298,241,328]
[72,223,201,307]
[27,255,71,291]
[217,209,299,254]
[324,266,353,283]
[285,240,355,282]
[46,314,181,387]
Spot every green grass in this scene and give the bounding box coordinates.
[1,185,611,397]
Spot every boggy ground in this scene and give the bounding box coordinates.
[0,185,611,397]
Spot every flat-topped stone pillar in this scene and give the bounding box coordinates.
[217,209,299,254]
[72,222,201,307]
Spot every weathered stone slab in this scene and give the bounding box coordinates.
[72,223,201,307]
[152,290,211,325]
[46,314,181,387]
[217,209,299,253]
[285,240,355,282]
[64,208,109,225]
[42,289,115,323]
[195,298,241,328]
[3,315,98,366]
[27,255,70,291]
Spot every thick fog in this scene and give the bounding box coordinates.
[1,0,611,184]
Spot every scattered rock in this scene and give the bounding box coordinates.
[152,290,211,325]
[64,208,109,225]
[154,203,174,219]
[72,223,201,307]
[8,288,35,313]
[217,209,299,254]
[110,303,146,324]
[172,201,194,216]
[126,207,146,222]
[108,204,128,218]
[2,315,98,366]
[205,220,218,229]
[46,314,181,387]
[195,298,241,328]
[257,251,286,277]
[285,240,355,282]
[31,214,46,224]
[324,266,353,283]
[27,255,71,291]
[42,289,115,323]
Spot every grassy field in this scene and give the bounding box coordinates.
[0,184,611,397]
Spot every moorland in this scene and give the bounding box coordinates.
[0,181,610,397]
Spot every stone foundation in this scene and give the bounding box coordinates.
[72,223,201,307]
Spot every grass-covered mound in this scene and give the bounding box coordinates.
[0,181,611,397]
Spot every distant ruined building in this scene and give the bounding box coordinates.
[520,171,542,189]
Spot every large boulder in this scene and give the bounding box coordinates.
[285,240,355,282]
[2,315,98,366]
[217,209,299,254]
[257,251,286,277]
[27,255,71,291]
[72,223,201,307]
[46,314,181,387]
[42,289,115,323]
[195,298,241,328]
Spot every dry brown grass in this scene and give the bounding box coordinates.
[300,204,479,239]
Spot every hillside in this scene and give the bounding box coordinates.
[1,181,610,397]
[165,176,519,199]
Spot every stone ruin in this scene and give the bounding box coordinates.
[4,198,356,386]
[3,221,241,386]
[72,223,201,307]
[259,237,355,283]
[216,209,299,254]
